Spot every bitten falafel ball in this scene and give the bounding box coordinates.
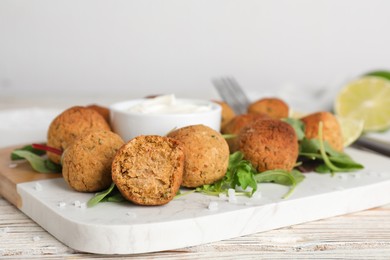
[247,97,289,119]
[112,135,184,206]
[62,130,124,192]
[213,100,236,130]
[221,113,269,152]
[301,111,344,151]
[47,106,111,164]
[167,124,229,188]
[238,119,298,172]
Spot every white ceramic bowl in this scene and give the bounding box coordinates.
[110,98,221,142]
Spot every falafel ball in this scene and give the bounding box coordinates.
[247,97,289,119]
[301,111,344,151]
[47,106,111,164]
[221,113,269,152]
[213,100,236,130]
[86,104,110,124]
[61,130,124,192]
[167,124,229,188]
[112,135,184,206]
[238,119,298,172]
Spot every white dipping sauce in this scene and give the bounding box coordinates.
[127,94,212,114]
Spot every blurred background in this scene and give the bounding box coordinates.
[1,0,390,111]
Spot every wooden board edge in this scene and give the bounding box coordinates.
[0,145,62,208]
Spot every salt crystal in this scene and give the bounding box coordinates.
[79,202,87,209]
[208,201,219,211]
[352,173,361,179]
[338,174,348,180]
[58,201,66,208]
[8,163,17,168]
[251,191,262,200]
[73,200,81,207]
[228,188,237,203]
[218,193,227,200]
[126,212,137,219]
[34,182,42,191]
[32,236,40,242]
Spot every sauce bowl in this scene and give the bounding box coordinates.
[110,96,221,141]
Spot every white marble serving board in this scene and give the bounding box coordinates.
[16,148,390,254]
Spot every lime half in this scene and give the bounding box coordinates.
[336,116,364,147]
[335,76,390,132]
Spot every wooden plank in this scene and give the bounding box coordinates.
[0,145,61,208]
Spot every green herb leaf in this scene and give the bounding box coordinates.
[298,123,363,174]
[195,151,304,198]
[196,151,258,197]
[87,183,124,207]
[254,169,305,198]
[11,145,46,160]
[11,150,60,173]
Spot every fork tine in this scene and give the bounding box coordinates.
[213,78,241,114]
[226,77,251,107]
[212,77,250,114]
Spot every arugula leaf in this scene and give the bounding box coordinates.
[11,144,46,160]
[298,122,364,174]
[254,169,305,198]
[87,183,125,207]
[196,152,304,199]
[196,151,258,197]
[11,150,60,173]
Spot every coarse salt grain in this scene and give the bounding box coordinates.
[352,173,361,179]
[338,174,348,180]
[8,163,17,168]
[126,212,137,219]
[228,188,237,203]
[218,193,227,200]
[79,202,87,209]
[32,236,41,242]
[251,191,262,200]
[73,200,81,207]
[34,182,42,191]
[208,201,219,211]
[58,201,66,208]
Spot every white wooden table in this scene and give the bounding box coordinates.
[1,96,390,259]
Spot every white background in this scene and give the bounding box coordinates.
[1,0,390,111]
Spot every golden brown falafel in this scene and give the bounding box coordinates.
[61,130,124,192]
[167,124,229,188]
[221,113,270,152]
[238,119,298,172]
[112,135,184,206]
[213,100,236,130]
[247,97,289,119]
[301,111,344,151]
[47,106,111,164]
[86,104,110,124]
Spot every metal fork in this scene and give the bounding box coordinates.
[212,77,251,115]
